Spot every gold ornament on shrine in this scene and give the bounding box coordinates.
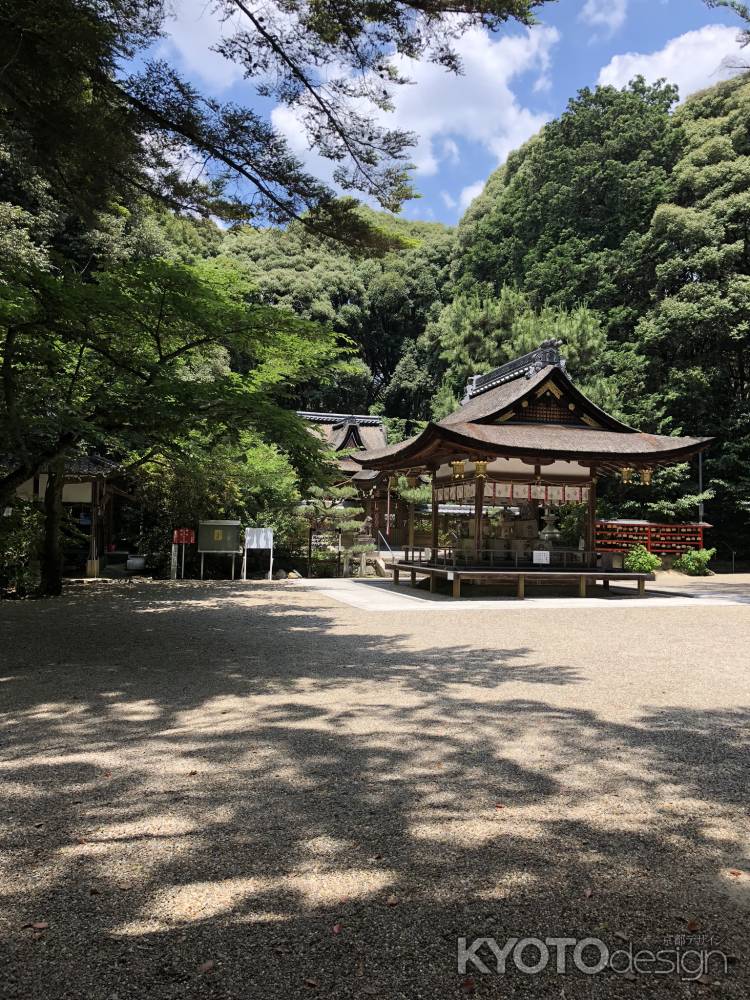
[451,460,465,480]
[641,468,653,486]
[474,460,488,479]
[621,467,634,484]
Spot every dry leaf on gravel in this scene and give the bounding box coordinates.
[385,895,399,907]
[303,977,320,988]
[332,923,343,935]
[584,887,593,898]
[197,960,215,974]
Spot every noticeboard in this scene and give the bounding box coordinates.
[197,520,243,553]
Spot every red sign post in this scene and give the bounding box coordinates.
[172,528,195,578]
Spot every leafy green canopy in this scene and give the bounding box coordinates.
[453,79,681,342]
[0,252,339,503]
[0,0,551,241]
[133,431,307,573]
[637,74,750,549]
[421,285,622,417]
[216,211,455,411]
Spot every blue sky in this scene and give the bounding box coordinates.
[160,0,747,225]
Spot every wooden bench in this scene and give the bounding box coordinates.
[391,563,655,600]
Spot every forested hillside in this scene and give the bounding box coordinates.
[176,73,748,553]
[2,0,749,593]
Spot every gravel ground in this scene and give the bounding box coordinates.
[1,579,749,1000]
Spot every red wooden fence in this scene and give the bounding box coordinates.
[595,520,708,555]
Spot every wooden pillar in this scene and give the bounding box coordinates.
[474,476,485,563]
[517,575,525,600]
[407,502,415,561]
[586,471,598,567]
[431,469,439,561]
[579,575,587,598]
[87,477,100,578]
[452,574,461,599]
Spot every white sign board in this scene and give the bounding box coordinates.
[245,527,273,549]
[243,527,274,580]
[533,550,551,565]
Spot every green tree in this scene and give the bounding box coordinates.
[453,79,681,343]
[0,0,551,239]
[218,212,454,409]
[132,431,307,575]
[1,250,338,591]
[636,74,750,552]
[421,285,621,411]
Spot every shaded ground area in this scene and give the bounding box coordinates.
[1,580,749,999]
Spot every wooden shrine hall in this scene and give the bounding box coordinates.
[355,341,712,598]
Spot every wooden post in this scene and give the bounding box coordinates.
[579,575,587,598]
[431,469,439,562]
[429,572,436,593]
[407,502,415,560]
[393,566,400,586]
[452,574,461,599]
[517,575,525,600]
[86,477,100,578]
[638,578,646,597]
[586,472,598,567]
[474,475,485,564]
[410,570,417,586]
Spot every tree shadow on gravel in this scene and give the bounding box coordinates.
[0,581,748,999]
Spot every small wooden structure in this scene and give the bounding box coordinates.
[355,341,712,599]
[298,410,406,540]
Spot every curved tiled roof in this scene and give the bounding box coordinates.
[440,365,635,432]
[355,364,712,471]
[356,422,711,468]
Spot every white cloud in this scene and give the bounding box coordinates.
[160,0,243,91]
[441,139,461,165]
[597,24,746,100]
[459,180,485,210]
[273,24,560,183]
[440,190,458,209]
[579,0,628,39]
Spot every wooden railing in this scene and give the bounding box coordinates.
[401,546,596,569]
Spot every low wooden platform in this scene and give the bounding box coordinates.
[391,562,655,600]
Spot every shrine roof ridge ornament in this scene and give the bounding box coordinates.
[296,411,384,427]
[463,340,567,402]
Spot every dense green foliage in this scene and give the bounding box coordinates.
[132,432,306,575]
[4,0,750,592]
[673,548,717,576]
[216,212,455,412]
[624,545,663,574]
[440,74,750,554]
[0,0,547,240]
[0,500,43,595]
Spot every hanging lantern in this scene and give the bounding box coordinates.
[621,467,634,484]
[451,460,465,480]
[406,474,418,488]
[641,468,653,486]
[475,459,488,479]
[388,476,397,490]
